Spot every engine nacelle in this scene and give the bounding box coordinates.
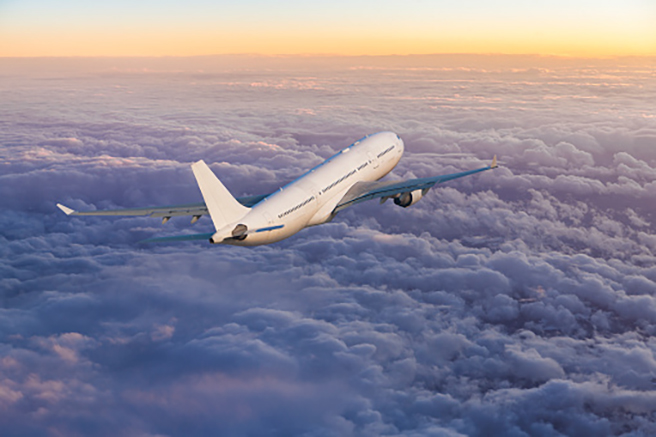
[394,189,426,208]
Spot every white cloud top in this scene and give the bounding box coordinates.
[1,55,656,435]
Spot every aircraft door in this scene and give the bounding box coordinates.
[367,152,380,169]
[311,185,320,200]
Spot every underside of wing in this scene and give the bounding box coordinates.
[56,193,269,222]
[57,202,208,218]
[335,158,497,213]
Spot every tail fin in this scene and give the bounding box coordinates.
[191,160,250,231]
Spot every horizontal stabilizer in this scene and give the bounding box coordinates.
[139,232,214,244]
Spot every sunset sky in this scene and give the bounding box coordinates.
[3,2,656,436]
[1,0,655,57]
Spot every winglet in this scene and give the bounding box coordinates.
[56,203,76,215]
[490,155,498,169]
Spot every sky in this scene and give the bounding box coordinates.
[1,0,655,57]
[1,54,656,435]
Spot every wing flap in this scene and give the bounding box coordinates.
[56,202,208,217]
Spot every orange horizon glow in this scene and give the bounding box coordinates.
[1,1,654,58]
[2,31,655,58]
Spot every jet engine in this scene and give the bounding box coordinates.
[393,189,427,208]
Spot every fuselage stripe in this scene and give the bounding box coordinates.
[255,225,285,233]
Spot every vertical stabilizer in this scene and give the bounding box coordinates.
[191,160,250,231]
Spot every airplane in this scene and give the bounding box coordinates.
[57,131,498,246]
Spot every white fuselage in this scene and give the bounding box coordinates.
[221,131,404,246]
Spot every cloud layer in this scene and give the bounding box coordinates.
[1,55,656,436]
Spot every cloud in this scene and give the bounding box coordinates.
[1,55,656,436]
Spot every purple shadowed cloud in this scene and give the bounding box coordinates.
[1,55,656,436]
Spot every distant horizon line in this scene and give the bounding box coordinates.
[2,53,655,60]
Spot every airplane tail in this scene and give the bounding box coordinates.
[191,160,250,231]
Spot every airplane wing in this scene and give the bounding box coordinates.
[56,193,268,223]
[334,156,498,213]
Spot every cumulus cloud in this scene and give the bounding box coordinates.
[1,54,656,436]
